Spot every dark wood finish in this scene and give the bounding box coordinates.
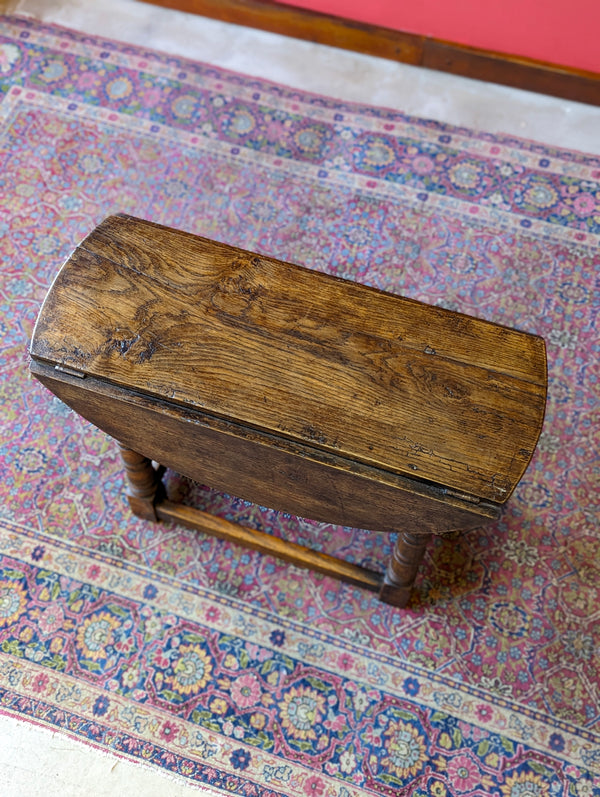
[117,444,163,520]
[30,215,547,504]
[29,215,547,606]
[380,531,431,608]
[29,365,499,535]
[156,499,382,591]
[30,361,492,603]
[422,40,600,106]
[141,0,600,106]
[144,0,422,65]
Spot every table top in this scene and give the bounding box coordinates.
[30,214,547,503]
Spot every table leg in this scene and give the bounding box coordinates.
[116,444,433,607]
[379,531,431,607]
[117,443,164,521]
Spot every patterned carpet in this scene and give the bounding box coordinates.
[1,14,599,795]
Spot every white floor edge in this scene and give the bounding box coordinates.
[0,711,222,795]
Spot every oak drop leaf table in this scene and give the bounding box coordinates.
[29,215,547,606]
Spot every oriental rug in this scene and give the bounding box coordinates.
[0,14,599,796]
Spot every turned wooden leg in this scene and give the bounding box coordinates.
[117,443,164,521]
[379,531,431,607]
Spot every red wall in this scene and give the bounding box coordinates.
[278,0,600,74]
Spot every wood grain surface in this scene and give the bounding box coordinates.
[30,214,547,503]
[30,363,499,535]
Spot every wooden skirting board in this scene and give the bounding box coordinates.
[142,0,600,106]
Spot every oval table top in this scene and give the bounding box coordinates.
[30,214,547,503]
